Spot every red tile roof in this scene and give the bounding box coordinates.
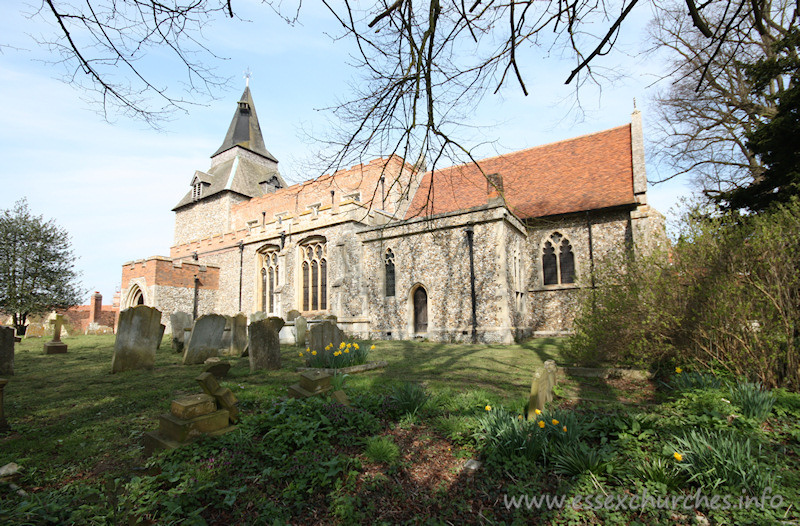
[405,124,637,219]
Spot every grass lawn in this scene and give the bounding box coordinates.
[2,334,799,525]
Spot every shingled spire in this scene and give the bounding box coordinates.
[212,86,278,163]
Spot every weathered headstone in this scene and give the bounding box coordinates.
[196,372,239,423]
[23,323,46,339]
[248,317,284,371]
[227,313,248,356]
[43,315,68,354]
[288,370,332,398]
[295,316,307,347]
[309,320,344,353]
[0,327,14,376]
[182,314,227,365]
[111,306,163,373]
[220,316,233,353]
[526,359,558,419]
[286,310,302,322]
[170,311,193,353]
[0,378,9,432]
[324,314,338,324]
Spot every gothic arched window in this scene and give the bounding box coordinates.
[385,249,395,297]
[300,238,327,311]
[542,232,575,285]
[260,249,279,314]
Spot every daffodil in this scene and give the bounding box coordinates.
[535,409,542,415]
[675,367,683,374]
[485,405,492,411]
[312,350,317,356]
[674,452,683,462]
[346,343,352,348]
[370,344,376,350]
[298,352,304,357]
[339,342,346,349]
[562,426,567,432]
[344,349,349,353]
[551,419,559,426]
[538,420,545,428]
[354,343,359,350]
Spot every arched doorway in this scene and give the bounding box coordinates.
[125,284,145,308]
[413,286,428,334]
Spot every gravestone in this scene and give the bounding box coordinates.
[111,306,163,373]
[288,370,332,398]
[220,316,233,353]
[85,323,114,335]
[24,323,46,339]
[309,320,344,353]
[43,315,68,354]
[0,378,9,432]
[324,314,338,323]
[294,316,307,347]
[182,314,227,365]
[0,326,14,376]
[229,314,248,357]
[526,360,558,419]
[286,310,302,322]
[170,312,193,353]
[248,317,284,371]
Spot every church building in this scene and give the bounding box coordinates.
[119,87,665,343]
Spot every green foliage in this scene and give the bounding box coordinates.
[388,382,430,416]
[0,198,84,328]
[670,371,725,391]
[551,442,612,477]
[730,381,776,421]
[568,200,800,389]
[670,428,777,495]
[363,436,401,464]
[301,340,370,368]
[627,457,685,491]
[722,29,800,213]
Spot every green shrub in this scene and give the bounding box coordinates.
[389,382,430,416]
[670,428,776,495]
[363,436,401,464]
[730,381,776,421]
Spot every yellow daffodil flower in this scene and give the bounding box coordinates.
[485,405,492,411]
[535,409,542,415]
[552,419,559,425]
[538,420,545,428]
[675,367,683,374]
[674,452,683,462]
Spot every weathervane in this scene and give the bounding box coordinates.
[244,67,252,87]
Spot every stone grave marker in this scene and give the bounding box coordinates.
[156,324,166,350]
[295,316,307,347]
[286,310,301,322]
[250,311,267,323]
[111,306,163,373]
[0,378,9,432]
[182,314,227,365]
[24,323,46,339]
[220,316,233,353]
[248,317,284,371]
[43,315,68,354]
[526,359,558,419]
[288,370,332,398]
[324,314,338,323]
[196,372,239,423]
[309,320,344,353]
[203,357,231,378]
[0,326,14,376]
[85,323,114,335]
[170,311,193,353]
[229,313,248,357]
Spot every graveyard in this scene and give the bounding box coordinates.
[1,326,799,524]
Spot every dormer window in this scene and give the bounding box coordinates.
[192,182,203,200]
[238,101,250,112]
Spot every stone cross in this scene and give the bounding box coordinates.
[44,315,68,354]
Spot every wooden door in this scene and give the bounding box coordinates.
[413,287,428,333]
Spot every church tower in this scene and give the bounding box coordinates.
[172,86,287,246]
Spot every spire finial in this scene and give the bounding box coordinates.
[244,67,252,88]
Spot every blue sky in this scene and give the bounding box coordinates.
[0,1,690,305]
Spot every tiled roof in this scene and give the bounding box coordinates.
[405,124,637,219]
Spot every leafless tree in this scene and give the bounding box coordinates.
[647,0,798,200]
[25,0,789,186]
